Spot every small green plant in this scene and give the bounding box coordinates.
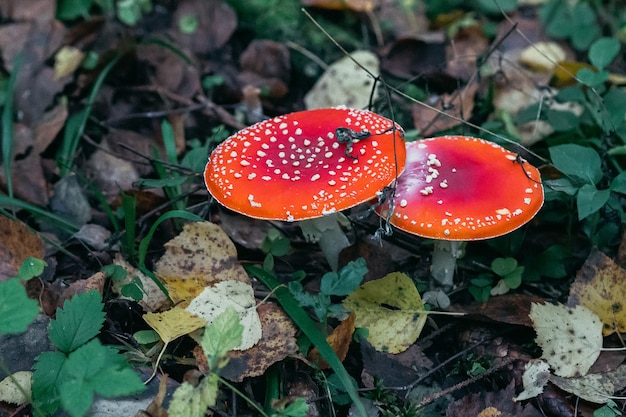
[0,257,43,336]
[540,0,601,50]
[594,399,623,417]
[31,291,145,417]
[103,264,145,301]
[288,258,368,327]
[261,229,291,271]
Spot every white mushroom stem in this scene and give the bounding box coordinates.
[299,213,351,271]
[430,240,465,287]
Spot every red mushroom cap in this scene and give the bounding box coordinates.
[205,107,405,221]
[376,136,544,240]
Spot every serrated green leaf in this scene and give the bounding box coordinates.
[57,339,144,416]
[577,184,611,220]
[168,373,218,417]
[322,258,367,296]
[549,144,602,185]
[32,351,67,415]
[491,257,518,276]
[201,307,243,370]
[0,278,39,335]
[589,37,620,69]
[59,378,94,417]
[17,258,47,281]
[49,291,105,353]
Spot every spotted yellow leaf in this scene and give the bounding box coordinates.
[144,307,206,343]
[343,272,427,354]
[155,222,251,307]
[568,249,626,335]
[529,302,602,377]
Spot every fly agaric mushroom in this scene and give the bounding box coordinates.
[205,107,405,270]
[376,136,544,294]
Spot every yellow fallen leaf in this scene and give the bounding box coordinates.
[186,280,261,351]
[0,371,31,405]
[568,249,626,336]
[303,50,379,110]
[529,302,602,378]
[54,46,84,79]
[144,307,206,343]
[519,41,566,72]
[155,222,251,307]
[343,272,427,354]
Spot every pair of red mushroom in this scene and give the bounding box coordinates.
[204,107,543,275]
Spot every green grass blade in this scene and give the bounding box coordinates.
[136,210,205,301]
[2,52,22,200]
[0,194,79,233]
[57,52,124,176]
[243,264,367,417]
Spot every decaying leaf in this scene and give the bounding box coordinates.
[343,272,427,354]
[548,367,624,404]
[155,221,251,307]
[304,50,379,110]
[186,280,261,351]
[519,41,566,72]
[219,303,298,381]
[144,307,207,343]
[0,371,31,405]
[513,360,550,402]
[568,248,626,336]
[0,216,44,282]
[529,302,602,377]
[309,313,356,369]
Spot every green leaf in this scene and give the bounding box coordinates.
[549,144,602,184]
[589,37,620,69]
[546,109,580,132]
[602,88,626,130]
[103,264,127,282]
[503,267,524,289]
[136,176,189,189]
[577,68,609,87]
[168,373,218,417]
[32,351,68,415]
[322,257,367,296]
[17,257,47,281]
[0,278,39,335]
[272,397,309,417]
[201,307,244,370]
[58,339,145,416]
[610,171,626,194]
[577,184,610,220]
[491,257,518,276]
[49,291,105,353]
[543,178,578,195]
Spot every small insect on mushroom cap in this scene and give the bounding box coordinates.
[376,136,544,240]
[205,107,406,221]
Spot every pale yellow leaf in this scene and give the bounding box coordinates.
[530,302,602,377]
[144,307,206,343]
[513,360,550,402]
[54,46,84,79]
[343,272,427,354]
[186,280,261,351]
[304,50,379,110]
[0,371,31,405]
[550,372,614,404]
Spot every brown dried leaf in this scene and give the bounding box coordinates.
[0,216,44,282]
[219,303,298,381]
[309,313,356,369]
[301,0,376,12]
[155,222,250,307]
[568,249,626,336]
[170,0,237,54]
[446,381,542,417]
[446,293,545,327]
